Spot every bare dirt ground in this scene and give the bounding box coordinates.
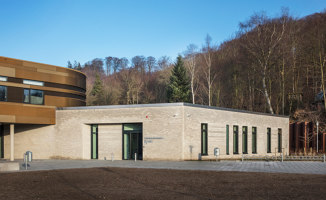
[0,167,325,200]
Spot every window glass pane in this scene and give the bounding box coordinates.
[233,126,238,154]
[0,76,7,82]
[23,89,30,103]
[91,125,98,159]
[252,127,257,154]
[278,128,282,153]
[202,131,207,155]
[226,125,229,155]
[202,124,206,130]
[123,133,130,159]
[30,89,44,105]
[0,86,7,101]
[267,128,271,153]
[23,79,44,86]
[201,124,208,155]
[123,124,142,131]
[242,126,248,154]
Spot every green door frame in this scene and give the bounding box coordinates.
[122,123,142,160]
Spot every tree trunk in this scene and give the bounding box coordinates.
[282,57,285,115]
[320,52,326,111]
[191,76,195,104]
[262,67,274,114]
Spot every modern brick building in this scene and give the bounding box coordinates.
[0,57,289,161]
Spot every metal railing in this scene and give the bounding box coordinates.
[242,154,326,162]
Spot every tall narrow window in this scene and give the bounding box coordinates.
[91,125,98,159]
[233,125,239,154]
[267,128,271,153]
[201,123,208,155]
[252,127,257,154]
[242,126,248,154]
[0,86,7,101]
[278,128,282,153]
[226,125,229,155]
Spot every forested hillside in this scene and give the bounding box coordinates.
[68,10,326,127]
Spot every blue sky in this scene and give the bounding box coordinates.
[0,0,325,67]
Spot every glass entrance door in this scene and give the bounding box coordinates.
[123,124,142,160]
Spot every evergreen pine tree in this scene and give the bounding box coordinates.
[91,74,105,105]
[167,56,191,103]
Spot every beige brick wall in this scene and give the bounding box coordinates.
[98,124,122,160]
[183,106,289,160]
[54,106,184,160]
[3,124,55,159]
[2,104,289,161]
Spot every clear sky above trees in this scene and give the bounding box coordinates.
[0,0,325,67]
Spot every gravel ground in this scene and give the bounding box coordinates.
[0,167,325,200]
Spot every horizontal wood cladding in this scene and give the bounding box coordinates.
[0,102,55,124]
[0,56,86,90]
[45,96,85,107]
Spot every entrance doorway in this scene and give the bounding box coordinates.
[123,124,142,160]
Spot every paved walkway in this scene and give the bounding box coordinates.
[14,159,326,175]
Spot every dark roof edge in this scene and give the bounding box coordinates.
[183,103,289,119]
[57,102,289,119]
[57,102,184,110]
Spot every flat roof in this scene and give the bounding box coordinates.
[57,103,289,118]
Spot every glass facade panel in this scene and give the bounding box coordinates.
[242,126,248,154]
[0,86,7,101]
[226,125,229,155]
[233,126,239,154]
[252,127,257,154]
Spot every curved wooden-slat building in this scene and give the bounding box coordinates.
[0,56,86,161]
[0,56,86,125]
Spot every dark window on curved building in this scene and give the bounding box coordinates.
[23,89,44,105]
[0,86,7,101]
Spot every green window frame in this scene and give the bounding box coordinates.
[201,123,208,156]
[233,125,239,154]
[226,125,229,155]
[267,128,271,153]
[242,126,248,154]
[278,128,282,153]
[91,125,98,159]
[252,127,257,154]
